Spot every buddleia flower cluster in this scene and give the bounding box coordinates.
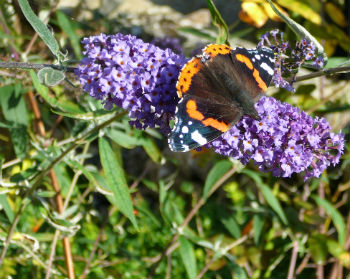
[258,29,325,92]
[206,96,344,180]
[76,32,344,179]
[75,33,186,133]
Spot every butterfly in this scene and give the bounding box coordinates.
[168,44,275,152]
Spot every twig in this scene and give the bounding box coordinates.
[45,230,61,279]
[296,253,311,275]
[147,167,237,279]
[0,111,126,267]
[295,66,350,82]
[0,61,76,72]
[197,255,216,279]
[287,239,299,279]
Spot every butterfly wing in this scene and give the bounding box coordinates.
[168,44,275,152]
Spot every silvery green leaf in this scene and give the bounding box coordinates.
[37,67,65,87]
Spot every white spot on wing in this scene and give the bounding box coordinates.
[182,145,190,152]
[255,54,261,60]
[191,130,207,145]
[182,126,189,133]
[260,62,274,75]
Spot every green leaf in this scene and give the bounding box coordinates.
[206,0,229,44]
[0,194,14,222]
[313,195,345,246]
[99,136,137,228]
[242,169,288,225]
[253,214,264,245]
[178,27,216,41]
[0,85,28,158]
[221,215,241,239]
[141,137,162,163]
[266,0,327,65]
[326,237,344,258]
[30,70,85,113]
[308,233,328,264]
[56,10,82,59]
[108,129,143,149]
[324,57,349,69]
[18,0,59,57]
[203,160,232,200]
[179,235,197,279]
[66,159,104,191]
[37,67,65,87]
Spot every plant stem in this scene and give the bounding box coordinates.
[296,66,350,82]
[0,61,76,72]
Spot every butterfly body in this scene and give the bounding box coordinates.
[168,44,275,152]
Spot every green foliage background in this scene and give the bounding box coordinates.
[0,0,349,278]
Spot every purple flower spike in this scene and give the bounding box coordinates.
[206,96,345,180]
[75,33,186,133]
[259,30,324,92]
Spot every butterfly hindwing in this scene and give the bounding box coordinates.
[168,95,242,151]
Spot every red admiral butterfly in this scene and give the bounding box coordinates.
[168,44,275,152]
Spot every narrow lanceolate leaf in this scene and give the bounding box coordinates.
[203,160,232,200]
[313,195,345,246]
[253,214,264,245]
[0,85,28,158]
[179,236,197,279]
[141,137,162,163]
[99,136,137,228]
[266,0,327,64]
[56,10,82,59]
[206,0,229,44]
[18,0,59,57]
[242,169,288,225]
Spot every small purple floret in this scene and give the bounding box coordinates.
[259,30,324,92]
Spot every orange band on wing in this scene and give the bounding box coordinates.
[203,44,232,57]
[176,57,202,98]
[253,69,267,91]
[186,100,229,132]
[202,118,229,132]
[235,54,253,70]
[186,100,204,121]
